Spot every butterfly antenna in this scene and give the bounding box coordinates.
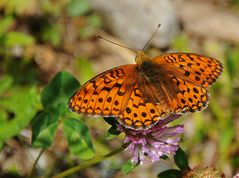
[142,24,161,51]
[96,35,138,53]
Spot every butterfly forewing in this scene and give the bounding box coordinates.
[152,53,223,88]
[68,65,136,116]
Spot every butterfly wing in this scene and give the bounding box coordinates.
[68,64,136,117]
[68,63,171,130]
[117,82,169,129]
[153,53,223,88]
[69,52,223,130]
[148,52,223,114]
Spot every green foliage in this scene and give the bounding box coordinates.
[1,31,35,47]
[0,0,33,15]
[121,160,137,175]
[0,75,39,148]
[32,71,95,159]
[63,118,95,159]
[88,14,102,28]
[3,58,39,85]
[66,0,91,17]
[66,0,102,38]
[101,116,120,140]
[174,147,189,171]
[0,16,14,35]
[0,75,13,94]
[41,24,63,47]
[78,14,102,38]
[103,117,121,140]
[103,117,118,126]
[0,0,238,176]
[32,112,59,148]
[232,0,239,5]
[219,126,234,154]
[41,71,80,115]
[158,147,189,177]
[105,124,121,140]
[157,169,182,178]
[225,46,239,79]
[41,0,67,17]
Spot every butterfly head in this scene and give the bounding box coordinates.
[135,51,151,65]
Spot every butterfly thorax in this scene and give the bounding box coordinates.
[136,57,164,84]
[135,51,151,65]
[135,56,172,106]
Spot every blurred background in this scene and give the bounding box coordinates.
[0,0,239,177]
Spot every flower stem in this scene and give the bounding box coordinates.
[52,143,129,178]
[28,148,45,177]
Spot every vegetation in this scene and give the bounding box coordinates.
[0,0,238,177]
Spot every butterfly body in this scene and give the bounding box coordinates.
[68,51,223,130]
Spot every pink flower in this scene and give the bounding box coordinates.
[118,115,184,165]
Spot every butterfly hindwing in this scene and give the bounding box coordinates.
[117,83,166,129]
[169,75,209,114]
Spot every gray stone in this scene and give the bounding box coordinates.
[88,0,179,49]
[175,1,239,44]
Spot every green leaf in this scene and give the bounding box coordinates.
[0,16,14,35]
[63,118,94,159]
[31,112,59,148]
[174,147,189,171]
[105,125,121,140]
[4,31,35,47]
[121,160,137,175]
[103,117,118,126]
[0,75,13,94]
[226,46,239,79]
[0,86,39,148]
[41,71,80,116]
[0,75,13,125]
[160,155,169,160]
[157,169,181,178]
[41,24,62,47]
[66,0,91,17]
[0,109,8,124]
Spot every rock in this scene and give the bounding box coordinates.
[175,1,239,44]
[88,0,179,49]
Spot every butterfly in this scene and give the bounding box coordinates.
[68,48,223,130]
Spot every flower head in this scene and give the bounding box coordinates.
[118,115,184,165]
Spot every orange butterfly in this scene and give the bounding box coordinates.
[68,35,223,130]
